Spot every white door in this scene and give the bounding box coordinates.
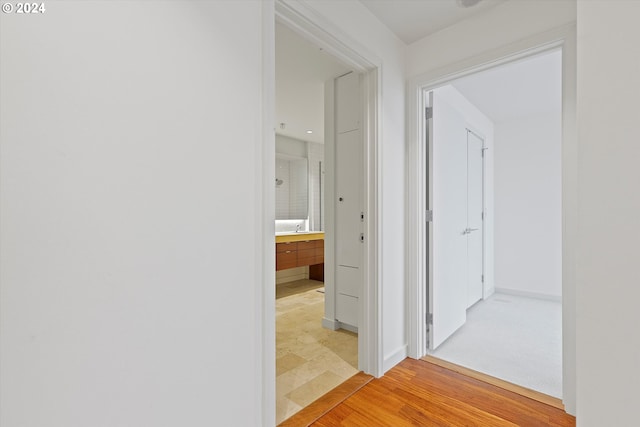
[428,91,468,350]
[466,130,484,307]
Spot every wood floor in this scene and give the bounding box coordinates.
[287,358,575,427]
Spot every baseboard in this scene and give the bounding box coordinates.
[322,318,340,330]
[495,287,562,302]
[322,318,358,334]
[339,322,358,334]
[383,345,408,373]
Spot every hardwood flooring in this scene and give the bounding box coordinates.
[306,358,575,427]
[422,356,564,411]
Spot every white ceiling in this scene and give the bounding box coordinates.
[276,3,560,144]
[275,23,350,144]
[451,49,562,123]
[360,0,507,44]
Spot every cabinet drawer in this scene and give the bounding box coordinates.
[296,240,317,251]
[274,238,324,271]
[276,242,297,253]
[276,250,297,271]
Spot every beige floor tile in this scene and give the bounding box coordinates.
[276,353,308,376]
[275,279,358,424]
[276,359,327,397]
[285,370,346,408]
[275,396,303,424]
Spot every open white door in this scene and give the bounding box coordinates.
[428,91,468,350]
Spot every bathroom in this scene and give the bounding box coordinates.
[274,22,361,424]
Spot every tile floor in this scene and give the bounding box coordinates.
[431,292,562,398]
[276,279,358,424]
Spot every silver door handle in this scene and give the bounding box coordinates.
[463,228,479,234]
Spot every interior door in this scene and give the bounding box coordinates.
[466,130,484,307]
[428,91,468,350]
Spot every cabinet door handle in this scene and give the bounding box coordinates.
[285,251,292,254]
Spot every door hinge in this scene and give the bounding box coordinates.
[425,107,433,120]
[481,211,484,220]
[360,233,364,243]
[425,210,433,222]
[360,211,364,222]
[481,274,484,283]
[426,312,433,325]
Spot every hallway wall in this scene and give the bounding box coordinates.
[1,2,267,426]
[576,1,640,425]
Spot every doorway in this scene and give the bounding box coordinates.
[421,50,564,399]
[272,7,381,422]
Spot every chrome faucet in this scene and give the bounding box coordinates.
[296,224,301,233]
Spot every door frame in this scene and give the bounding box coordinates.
[466,127,486,305]
[406,24,577,413]
[262,1,384,425]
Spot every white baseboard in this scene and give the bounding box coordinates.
[322,317,358,334]
[322,317,340,330]
[339,322,358,334]
[383,345,408,374]
[495,287,562,302]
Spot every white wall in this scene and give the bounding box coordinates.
[494,113,562,298]
[407,0,577,78]
[576,1,640,425]
[407,0,577,414]
[305,0,407,371]
[0,2,267,426]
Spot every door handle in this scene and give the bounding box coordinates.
[462,228,479,235]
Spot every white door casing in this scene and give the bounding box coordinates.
[466,130,484,308]
[406,25,577,415]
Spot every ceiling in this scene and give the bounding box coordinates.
[276,2,560,144]
[360,0,507,44]
[275,23,350,144]
[451,49,562,123]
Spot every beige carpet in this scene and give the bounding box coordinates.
[276,279,358,424]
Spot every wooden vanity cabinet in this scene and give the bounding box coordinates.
[276,239,324,280]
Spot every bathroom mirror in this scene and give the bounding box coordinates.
[275,154,308,220]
